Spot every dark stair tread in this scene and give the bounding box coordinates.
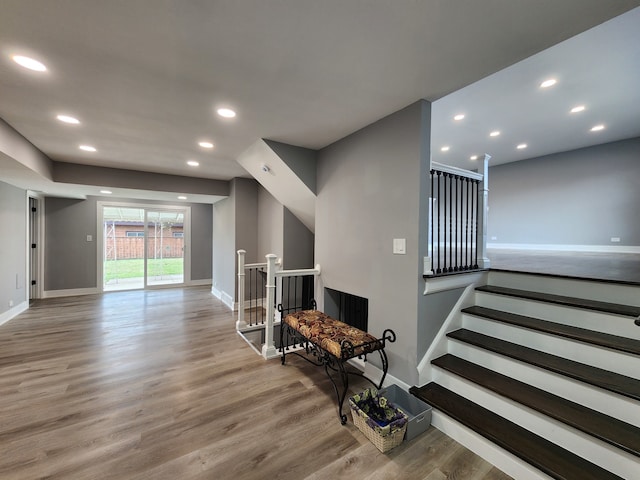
[432,354,640,457]
[409,383,623,480]
[447,329,640,401]
[476,285,640,318]
[462,305,640,356]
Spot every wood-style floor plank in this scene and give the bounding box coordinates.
[0,286,510,480]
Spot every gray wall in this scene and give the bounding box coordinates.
[45,195,214,291]
[45,198,97,290]
[212,178,263,302]
[212,192,236,300]
[257,186,283,260]
[0,181,27,315]
[188,203,213,280]
[316,100,431,384]
[488,137,640,247]
[283,207,314,269]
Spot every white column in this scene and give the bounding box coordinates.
[236,249,247,330]
[477,154,491,269]
[262,254,279,359]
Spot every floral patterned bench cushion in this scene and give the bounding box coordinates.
[284,310,382,359]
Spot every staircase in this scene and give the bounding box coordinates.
[411,271,640,480]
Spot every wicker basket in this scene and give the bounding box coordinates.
[349,388,408,453]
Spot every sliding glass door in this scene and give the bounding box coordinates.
[101,205,187,291]
[145,210,184,286]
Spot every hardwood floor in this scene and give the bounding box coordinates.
[0,287,511,480]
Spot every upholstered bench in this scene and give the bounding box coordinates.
[279,307,396,424]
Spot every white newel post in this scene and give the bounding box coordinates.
[477,154,491,269]
[262,254,279,359]
[236,250,247,330]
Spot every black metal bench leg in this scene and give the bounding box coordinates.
[280,323,286,365]
[324,359,349,425]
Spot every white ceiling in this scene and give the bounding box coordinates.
[1,1,639,202]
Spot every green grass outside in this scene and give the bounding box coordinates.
[104,258,183,281]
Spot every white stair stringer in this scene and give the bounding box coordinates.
[461,313,640,380]
[447,339,640,426]
[433,365,640,479]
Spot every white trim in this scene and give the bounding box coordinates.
[211,286,234,310]
[488,243,640,254]
[431,161,484,181]
[0,301,29,326]
[43,287,100,298]
[187,278,212,286]
[424,271,487,294]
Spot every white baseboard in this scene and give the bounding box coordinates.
[43,287,100,298]
[0,300,29,326]
[488,243,640,254]
[211,286,234,310]
[188,278,212,286]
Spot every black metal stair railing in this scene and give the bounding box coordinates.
[430,168,481,275]
[245,264,267,326]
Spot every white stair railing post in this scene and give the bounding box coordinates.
[262,254,279,359]
[477,154,491,269]
[236,250,247,330]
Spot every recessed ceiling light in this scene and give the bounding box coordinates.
[178,196,187,200]
[100,190,112,195]
[198,141,214,149]
[470,155,478,160]
[489,131,500,137]
[440,146,450,152]
[570,105,586,113]
[56,114,80,124]
[517,143,528,149]
[187,160,199,167]
[453,114,465,121]
[12,55,47,72]
[540,78,557,88]
[79,145,97,152]
[217,108,236,118]
[590,124,605,132]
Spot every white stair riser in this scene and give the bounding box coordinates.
[462,315,640,380]
[448,340,640,425]
[433,368,640,480]
[431,411,554,480]
[475,293,640,339]
[487,272,640,307]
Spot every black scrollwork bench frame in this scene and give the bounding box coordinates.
[278,302,396,424]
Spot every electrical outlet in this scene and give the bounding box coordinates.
[491,236,497,240]
[9,300,13,307]
[611,237,621,243]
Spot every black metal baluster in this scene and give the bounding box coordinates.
[430,170,434,275]
[474,179,479,269]
[436,171,442,274]
[454,175,459,271]
[465,178,470,270]
[448,173,453,272]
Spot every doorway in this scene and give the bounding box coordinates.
[100,204,189,291]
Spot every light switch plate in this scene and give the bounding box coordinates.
[393,238,406,254]
[86,235,93,242]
